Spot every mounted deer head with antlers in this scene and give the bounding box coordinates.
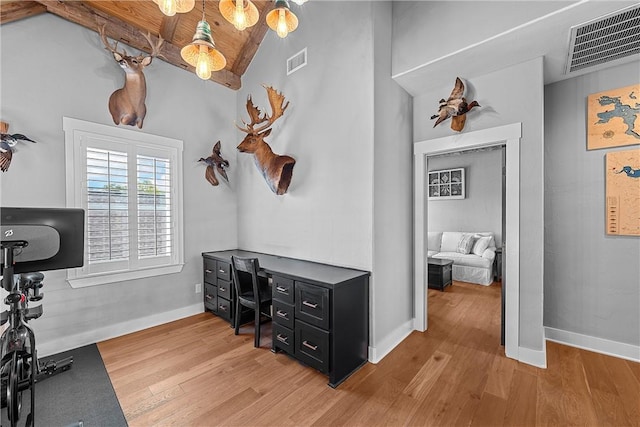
[99,25,165,129]
[236,85,296,195]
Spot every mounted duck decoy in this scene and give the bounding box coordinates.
[430,77,480,132]
[0,122,37,172]
[198,141,229,186]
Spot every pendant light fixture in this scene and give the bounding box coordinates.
[266,0,298,39]
[152,0,195,17]
[180,0,227,80]
[219,0,259,31]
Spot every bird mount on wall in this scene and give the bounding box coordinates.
[431,77,480,132]
[198,141,229,186]
[236,85,296,195]
[99,25,165,129]
[0,121,37,172]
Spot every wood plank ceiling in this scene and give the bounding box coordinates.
[0,0,276,90]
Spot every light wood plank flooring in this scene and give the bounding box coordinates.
[98,281,640,426]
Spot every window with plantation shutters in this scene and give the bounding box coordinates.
[64,117,184,288]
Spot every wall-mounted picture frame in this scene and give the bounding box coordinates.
[606,148,640,236]
[428,168,465,200]
[587,83,640,150]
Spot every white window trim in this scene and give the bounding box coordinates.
[63,117,184,288]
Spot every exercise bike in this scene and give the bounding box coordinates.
[0,241,73,427]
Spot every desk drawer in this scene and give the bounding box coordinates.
[295,322,329,374]
[272,276,294,305]
[216,261,231,281]
[272,299,294,330]
[273,323,295,355]
[217,298,232,322]
[217,279,232,300]
[204,258,216,284]
[295,282,329,330]
[204,283,217,312]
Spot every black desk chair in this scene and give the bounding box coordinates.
[230,256,272,348]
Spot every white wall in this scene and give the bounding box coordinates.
[371,2,414,359]
[411,58,545,353]
[391,1,571,77]
[544,60,640,348]
[236,1,374,270]
[428,149,503,245]
[0,14,238,355]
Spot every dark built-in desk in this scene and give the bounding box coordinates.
[202,249,370,388]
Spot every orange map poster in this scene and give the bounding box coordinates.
[588,83,640,150]
[606,148,640,236]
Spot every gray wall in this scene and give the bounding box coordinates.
[236,1,374,270]
[410,58,545,352]
[372,2,414,352]
[544,60,640,346]
[428,149,503,245]
[0,14,239,355]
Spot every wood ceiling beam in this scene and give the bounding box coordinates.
[31,0,241,89]
[158,14,181,43]
[0,1,47,25]
[232,11,271,76]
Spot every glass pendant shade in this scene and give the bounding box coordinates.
[180,20,227,80]
[219,0,259,31]
[266,0,298,38]
[152,0,195,16]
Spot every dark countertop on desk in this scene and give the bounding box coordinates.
[202,249,369,287]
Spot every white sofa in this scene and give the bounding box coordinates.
[427,231,497,286]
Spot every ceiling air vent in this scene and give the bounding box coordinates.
[565,4,640,74]
[287,48,307,75]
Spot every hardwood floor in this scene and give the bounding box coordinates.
[98,281,640,426]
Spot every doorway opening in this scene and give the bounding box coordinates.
[426,145,505,343]
[414,123,521,360]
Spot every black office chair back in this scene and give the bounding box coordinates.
[231,256,261,301]
[230,256,271,347]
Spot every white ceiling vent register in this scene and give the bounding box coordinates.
[287,48,307,75]
[565,4,640,74]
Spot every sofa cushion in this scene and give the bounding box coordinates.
[427,232,443,252]
[440,232,464,252]
[472,236,492,256]
[456,233,475,254]
[433,252,493,269]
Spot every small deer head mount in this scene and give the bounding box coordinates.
[99,25,165,129]
[236,85,295,195]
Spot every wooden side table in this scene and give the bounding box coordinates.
[494,248,503,282]
[427,258,453,291]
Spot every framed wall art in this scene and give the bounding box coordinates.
[588,83,640,150]
[606,148,640,236]
[428,168,465,200]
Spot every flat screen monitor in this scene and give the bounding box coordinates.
[1,207,85,274]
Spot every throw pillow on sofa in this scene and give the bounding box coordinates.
[472,236,492,256]
[456,233,475,254]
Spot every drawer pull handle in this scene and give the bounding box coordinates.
[219,287,226,292]
[219,268,226,274]
[276,310,289,319]
[205,295,213,300]
[276,286,289,293]
[205,269,213,274]
[302,340,318,351]
[302,301,318,309]
[276,334,289,344]
[219,305,227,312]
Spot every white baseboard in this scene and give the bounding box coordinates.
[518,345,547,368]
[38,303,204,358]
[368,319,414,364]
[545,326,640,363]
